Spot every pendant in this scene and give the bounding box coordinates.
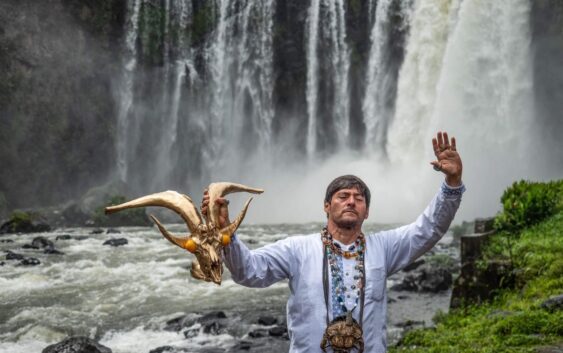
[320,314,364,353]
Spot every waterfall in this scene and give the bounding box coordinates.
[305,0,321,156]
[387,0,459,163]
[116,0,142,182]
[153,0,193,189]
[362,0,393,153]
[306,0,350,156]
[206,0,276,177]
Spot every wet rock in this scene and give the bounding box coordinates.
[257,316,277,326]
[149,346,174,353]
[0,261,5,266]
[391,264,452,293]
[42,336,112,353]
[268,325,287,337]
[22,244,40,249]
[20,257,40,266]
[56,234,72,241]
[91,228,104,234]
[397,295,410,300]
[395,319,425,328]
[0,239,14,243]
[183,328,199,338]
[248,329,268,338]
[540,294,563,312]
[388,298,397,303]
[164,313,199,332]
[202,321,227,335]
[32,236,55,249]
[403,259,425,272]
[74,236,89,241]
[5,250,25,260]
[44,248,65,255]
[106,228,121,234]
[198,311,227,322]
[231,341,252,351]
[103,238,128,247]
[0,213,51,234]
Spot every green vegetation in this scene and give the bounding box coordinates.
[391,180,563,352]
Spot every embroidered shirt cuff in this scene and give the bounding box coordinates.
[441,181,466,197]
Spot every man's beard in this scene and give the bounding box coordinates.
[334,218,360,229]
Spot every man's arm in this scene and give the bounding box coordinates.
[201,190,294,288]
[382,182,465,275]
[383,131,465,275]
[223,235,294,287]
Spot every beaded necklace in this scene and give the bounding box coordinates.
[321,228,365,319]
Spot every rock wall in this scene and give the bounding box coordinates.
[0,0,125,216]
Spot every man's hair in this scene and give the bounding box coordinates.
[324,175,371,208]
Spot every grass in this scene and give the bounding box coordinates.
[390,186,563,352]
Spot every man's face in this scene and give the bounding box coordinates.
[324,187,369,229]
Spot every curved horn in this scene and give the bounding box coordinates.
[207,182,263,227]
[105,190,202,233]
[150,215,193,250]
[219,197,253,238]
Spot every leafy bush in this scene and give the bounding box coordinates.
[494,180,562,233]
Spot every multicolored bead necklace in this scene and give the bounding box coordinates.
[321,228,365,319]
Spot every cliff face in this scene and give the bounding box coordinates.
[0,0,125,215]
[531,0,563,162]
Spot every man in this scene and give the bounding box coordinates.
[201,131,464,352]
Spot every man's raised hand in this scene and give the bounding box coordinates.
[431,131,463,187]
[201,189,231,229]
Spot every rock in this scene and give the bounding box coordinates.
[231,341,252,351]
[395,319,425,328]
[388,298,397,303]
[540,294,563,312]
[32,236,55,249]
[198,311,227,322]
[202,321,226,335]
[257,316,277,326]
[391,264,452,292]
[248,329,268,338]
[42,336,112,353]
[268,325,287,337]
[149,346,174,353]
[106,228,121,234]
[402,259,425,272]
[20,257,40,266]
[44,248,65,255]
[91,228,104,234]
[22,244,39,249]
[56,235,72,241]
[183,328,199,338]
[0,261,5,266]
[74,236,89,241]
[0,239,14,243]
[164,313,199,332]
[5,250,25,260]
[0,211,51,234]
[397,295,410,300]
[103,238,128,247]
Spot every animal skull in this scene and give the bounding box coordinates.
[104,182,264,284]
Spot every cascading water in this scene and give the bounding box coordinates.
[362,0,394,153]
[206,0,275,177]
[116,0,142,182]
[111,0,561,223]
[306,0,350,155]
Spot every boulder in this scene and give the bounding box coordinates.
[20,257,40,266]
[231,341,252,351]
[183,328,199,338]
[0,239,14,243]
[56,235,72,241]
[391,264,452,292]
[44,248,65,255]
[199,311,228,335]
[0,211,51,234]
[149,346,174,353]
[540,294,563,312]
[32,236,55,249]
[91,229,104,234]
[163,313,199,332]
[402,259,425,272]
[268,325,287,337]
[103,238,128,247]
[248,329,268,338]
[5,250,24,260]
[106,228,121,234]
[257,316,277,326]
[42,336,112,353]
